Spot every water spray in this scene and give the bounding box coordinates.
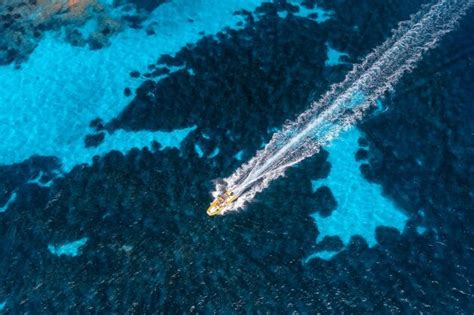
[207,0,473,216]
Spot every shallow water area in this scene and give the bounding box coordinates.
[48,237,89,257]
[0,0,472,312]
[308,128,408,261]
[0,193,17,213]
[0,0,266,171]
[325,43,349,66]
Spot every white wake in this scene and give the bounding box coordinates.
[213,0,473,214]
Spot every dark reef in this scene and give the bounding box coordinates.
[312,185,337,217]
[0,155,60,206]
[113,0,168,13]
[0,0,169,66]
[355,148,369,161]
[84,132,106,148]
[0,0,473,313]
[358,12,474,313]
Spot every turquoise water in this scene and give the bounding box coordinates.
[48,238,89,257]
[0,0,406,263]
[416,226,427,234]
[293,3,334,23]
[195,145,220,158]
[304,250,339,262]
[1,0,471,312]
[234,150,244,161]
[194,144,205,158]
[0,0,265,172]
[26,172,54,188]
[0,193,17,213]
[306,128,408,261]
[276,3,333,23]
[325,43,349,66]
[208,147,220,158]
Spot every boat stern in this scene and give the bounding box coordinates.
[207,191,237,216]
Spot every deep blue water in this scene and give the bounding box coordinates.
[0,0,473,313]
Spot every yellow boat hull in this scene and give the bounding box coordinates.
[207,191,238,216]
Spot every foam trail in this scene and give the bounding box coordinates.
[214,0,473,214]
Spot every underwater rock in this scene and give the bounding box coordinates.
[129,70,140,78]
[355,148,368,161]
[64,28,86,46]
[84,132,105,148]
[107,4,334,177]
[357,12,474,313]
[88,31,107,49]
[113,0,168,12]
[0,155,60,206]
[359,163,373,181]
[89,117,104,131]
[0,47,19,65]
[0,145,312,312]
[1,0,472,313]
[0,0,168,65]
[122,14,144,29]
[145,22,156,35]
[150,67,170,77]
[358,137,369,147]
[312,185,337,217]
[313,235,344,252]
[0,0,97,64]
